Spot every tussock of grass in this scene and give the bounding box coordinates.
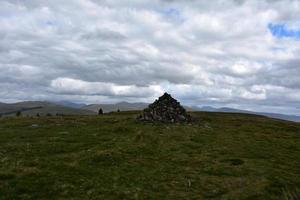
[282,186,300,200]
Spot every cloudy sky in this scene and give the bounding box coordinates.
[0,0,300,115]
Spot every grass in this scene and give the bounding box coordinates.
[0,111,299,199]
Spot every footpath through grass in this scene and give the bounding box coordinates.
[0,111,300,199]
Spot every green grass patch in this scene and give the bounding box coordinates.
[0,111,299,199]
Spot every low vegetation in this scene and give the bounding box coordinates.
[0,112,299,199]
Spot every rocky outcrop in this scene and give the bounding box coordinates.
[137,93,192,123]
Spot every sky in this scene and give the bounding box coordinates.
[0,0,300,115]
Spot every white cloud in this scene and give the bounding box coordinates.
[230,60,263,76]
[50,77,163,97]
[0,0,300,115]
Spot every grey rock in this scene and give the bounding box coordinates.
[137,93,192,123]
[30,124,39,128]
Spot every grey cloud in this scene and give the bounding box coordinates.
[0,0,300,115]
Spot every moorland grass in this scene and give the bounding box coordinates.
[0,111,299,199]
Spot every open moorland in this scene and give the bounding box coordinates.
[0,112,299,199]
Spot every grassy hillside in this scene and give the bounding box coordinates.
[0,101,96,116]
[200,107,300,122]
[0,112,299,199]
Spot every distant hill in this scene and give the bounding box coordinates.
[0,101,96,116]
[83,102,149,113]
[199,106,300,122]
[83,101,194,113]
[1,100,299,122]
[53,101,87,109]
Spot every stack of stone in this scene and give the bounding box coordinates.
[137,92,191,123]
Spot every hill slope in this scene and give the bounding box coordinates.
[52,101,87,109]
[200,106,300,122]
[0,101,96,116]
[0,112,299,199]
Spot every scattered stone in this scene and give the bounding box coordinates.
[137,92,192,123]
[30,124,39,128]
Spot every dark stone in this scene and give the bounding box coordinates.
[221,159,244,166]
[137,92,192,123]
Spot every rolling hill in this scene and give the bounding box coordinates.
[83,102,194,113]
[0,101,96,116]
[83,102,300,122]
[53,101,87,109]
[82,102,149,113]
[199,106,300,122]
[1,101,299,122]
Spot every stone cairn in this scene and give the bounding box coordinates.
[137,92,192,123]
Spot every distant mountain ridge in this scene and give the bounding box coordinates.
[53,101,87,109]
[82,102,149,113]
[0,101,299,122]
[81,102,300,122]
[199,106,300,122]
[82,101,194,113]
[0,101,95,116]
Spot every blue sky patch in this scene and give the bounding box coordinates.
[268,23,300,39]
[161,7,185,23]
[163,8,180,17]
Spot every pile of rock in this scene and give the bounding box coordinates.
[137,93,191,123]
